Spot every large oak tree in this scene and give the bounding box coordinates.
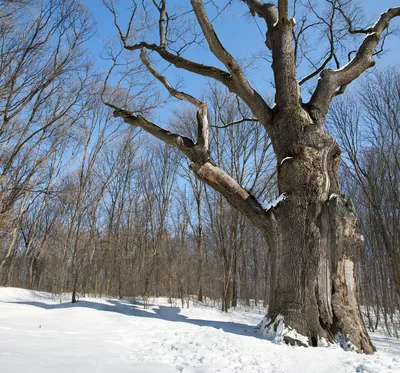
[103,0,400,353]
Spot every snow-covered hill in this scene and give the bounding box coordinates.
[0,287,399,373]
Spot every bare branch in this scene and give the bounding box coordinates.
[299,52,333,86]
[125,42,234,89]
[102,0,137,42]
[140,48,201,108]
[111,106,199,159]
[139,48,209,151]
[101,1,233,87]
[293,18,324,65]
[299,1,337,86]
[210,117,259,129]
[105,1,273,127]
[308,7,400,124]
[335,4,371,35]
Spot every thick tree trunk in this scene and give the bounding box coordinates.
[260,110,375,353]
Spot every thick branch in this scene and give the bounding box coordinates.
[153,0,167,47]
[112,107,200,161]
[196,102,209,152]
[308,7,400,123]
[190,162,272,233]
[190,0,272,127]
[278,0,288,19]
[243,0,299,107]
[191,0,241,72]
[125,42,233,88]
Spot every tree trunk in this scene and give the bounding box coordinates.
[71,274,78,303]
[231,249,238,308]
[196,202,204,302]
[260,110,375,353]
[222,259,231,313]
[241,248,251,307]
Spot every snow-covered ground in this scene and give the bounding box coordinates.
[0,287,399,373]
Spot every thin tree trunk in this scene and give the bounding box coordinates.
[196,199,204,302]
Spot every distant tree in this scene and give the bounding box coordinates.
[103,0,400,352]
[0,0,92,283]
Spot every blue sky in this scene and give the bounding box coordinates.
[86,0,400,124]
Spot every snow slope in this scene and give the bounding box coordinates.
[0,287,399,373]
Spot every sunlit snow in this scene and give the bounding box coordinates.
[261,193,286,211]
[0,287,399,373]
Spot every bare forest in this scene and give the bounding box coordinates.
[0,0,400,352]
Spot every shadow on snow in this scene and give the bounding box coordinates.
[3,298,263,340]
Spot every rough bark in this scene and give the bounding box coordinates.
[261,106,374,353]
